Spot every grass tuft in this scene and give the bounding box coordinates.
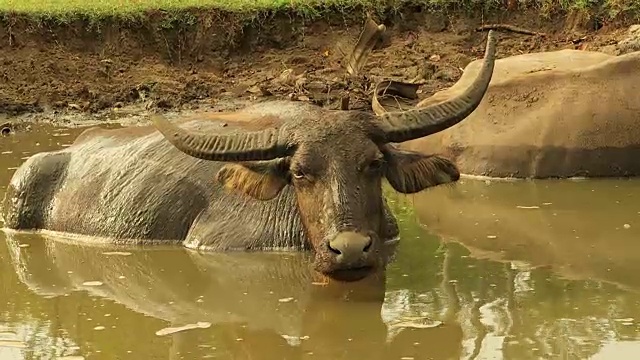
[0,0,638,33]
[0,0,639,19]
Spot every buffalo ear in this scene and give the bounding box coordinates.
[382,145,460,194]
[215,159,289,201]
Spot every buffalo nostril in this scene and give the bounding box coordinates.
[327,242,342,255]
[328,232,373,261]
[362,238,372,252]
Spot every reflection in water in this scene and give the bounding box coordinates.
[0,123,639,359]
[0,231,462,360]
[388,178,640,359]
[401,177,640,291]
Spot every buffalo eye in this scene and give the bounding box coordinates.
[291,167,308,181]
[292,169,304,179]
[366,158,385,173]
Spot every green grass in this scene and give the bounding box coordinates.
[0,0,311,14]
[0,0,637,21]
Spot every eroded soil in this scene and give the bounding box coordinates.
[0,9,635,127]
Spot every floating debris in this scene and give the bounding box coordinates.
[389,316,443,331]
[18,244,30,248]
[278,297,295,303]
[82,281,104,286]
[155,322,211,336]
[392,320,442,329]
[487,235,498,239]
[281,334,310,346]
[102,251,132,256]
[0,340,27,348]
[281,335,309,340]
[623,224,631,229]
[516,205,540,209]
[614,318,634,322]
[0,332,26,349]
[93,326,105,331]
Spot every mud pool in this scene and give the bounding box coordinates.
[1,123,640,360]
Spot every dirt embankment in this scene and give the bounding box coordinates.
[0,5,637,125]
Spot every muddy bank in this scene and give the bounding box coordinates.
[0,6,638,125]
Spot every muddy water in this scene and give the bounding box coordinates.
[1,124,640,360]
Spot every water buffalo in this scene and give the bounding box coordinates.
[1,31,497,282]
[394,47,640,178]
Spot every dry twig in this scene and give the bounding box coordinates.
[476,24,547,37]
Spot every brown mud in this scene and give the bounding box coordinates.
[0,6,637,126]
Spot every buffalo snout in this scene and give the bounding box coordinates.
[328,231,372,262]
[316,231,379,282]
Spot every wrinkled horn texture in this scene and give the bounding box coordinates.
[151,115,292,162]
[376,30,497,143]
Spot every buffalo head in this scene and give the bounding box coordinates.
[151,31,498,282]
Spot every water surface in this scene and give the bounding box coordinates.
[1,123,640,359]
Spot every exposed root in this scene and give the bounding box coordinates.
[476,24,547,37]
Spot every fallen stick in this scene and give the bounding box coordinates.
[476,24,547,37]
[341,94,350,110]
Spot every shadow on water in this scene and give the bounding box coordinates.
[1,122,640,359]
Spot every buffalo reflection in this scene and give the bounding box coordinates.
[3,230,463,360]
[401,178,640,292]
